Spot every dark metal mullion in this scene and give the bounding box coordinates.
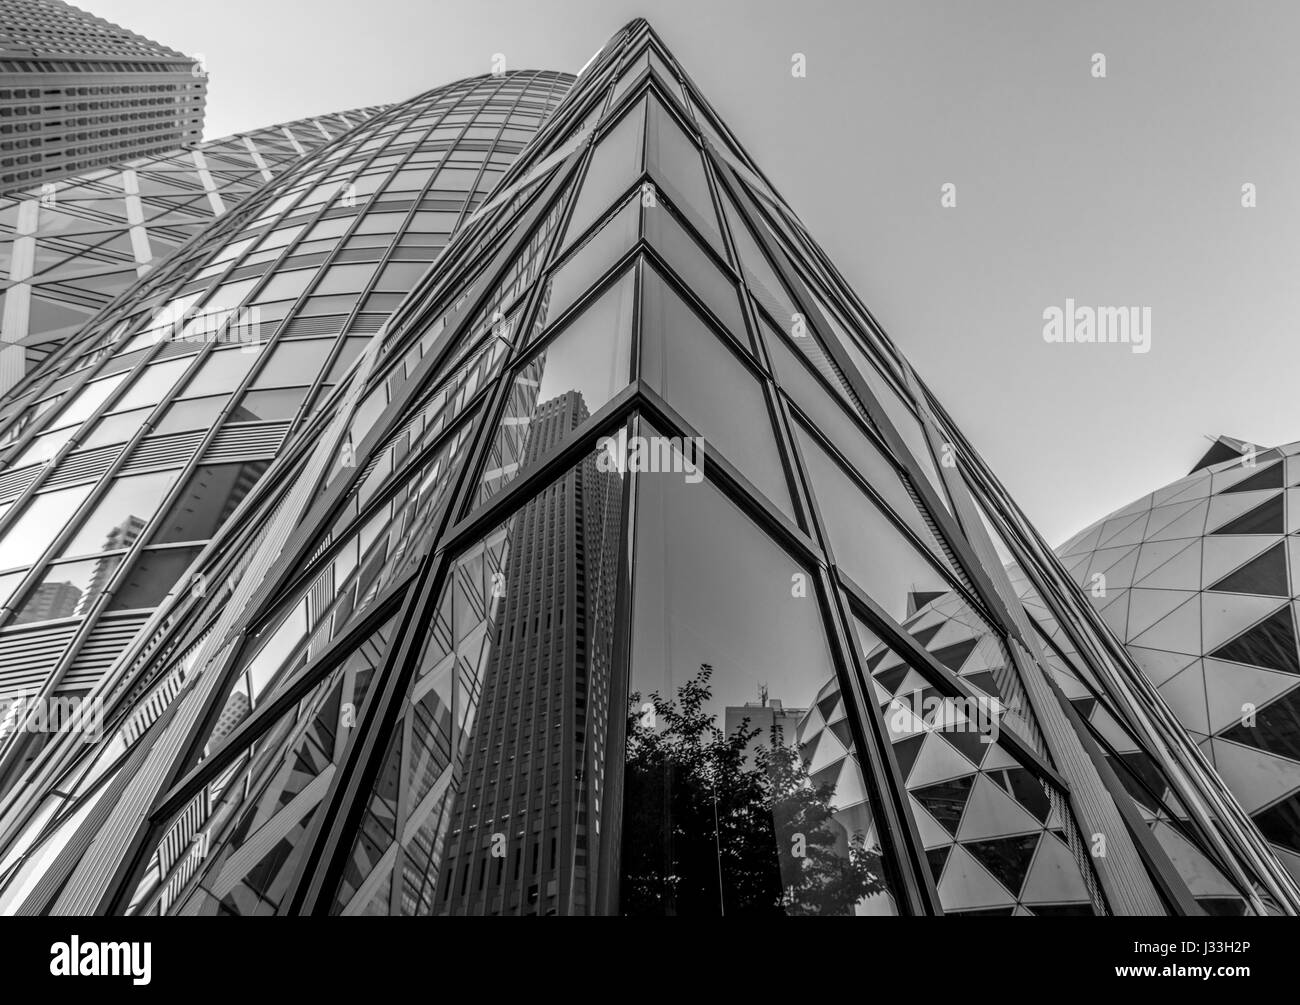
[1037,666,1204,916]
[716,155,1030,654]
[784,398,982,611]
[775,385,941,915]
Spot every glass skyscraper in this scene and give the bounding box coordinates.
[0,105,387,393]
[0,70,571,798]
[0,19,1294,917]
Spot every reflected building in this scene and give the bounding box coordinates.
[0,21,1294,917]
[435,388,624,916]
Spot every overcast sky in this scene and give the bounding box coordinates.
[86,0,1300,544]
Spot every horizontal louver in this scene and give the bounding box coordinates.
[204,421,289,462]
[121,431,205,472]
[62,614,151,694]
[46,444,125,487]
[0,621,78,701]
[347,313,387,333]
[281,315,345,339]
[0,463,41,501]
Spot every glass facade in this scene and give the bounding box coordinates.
[0,19,1294,917]
[0,70,572,793]
[0,105,388,392]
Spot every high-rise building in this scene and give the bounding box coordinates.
[0,20,1293,917]
[0,0,207,196]
[1045,435,1300,883]
[0,106,388,393]
[0,70,572,795]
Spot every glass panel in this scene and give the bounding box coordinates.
[154,395,225,435]
[13,425,75,467]
[47,373,128,431]
[627,435,897,915]
[478,270,634,504]
[10,556,122,625]
[0,484,93,571]
[639,266,793,519]
[252,340,333,389]
[180,347,262,399]
[232,388,308,423]
[797,428,951,621]
[720,187,799,329]
[315,262,379,296]
[643,201,745,343]
[543,196,638,328]
[59,470,178,558]
[108,357,190,414]
[252,269,313,304]
[107,546,203,611]
[564,97,645,247]
[333,437,630,915]
[152,461,270,544]
[645,94,721,252]
[79,407,153,449]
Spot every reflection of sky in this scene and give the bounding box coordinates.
[631,465,837,726]
[531,270,633,414]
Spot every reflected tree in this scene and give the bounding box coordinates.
[621,665,885,915]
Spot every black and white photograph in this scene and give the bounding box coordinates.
[0,0,1293,980]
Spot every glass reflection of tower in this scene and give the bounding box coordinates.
[439,388,623,915]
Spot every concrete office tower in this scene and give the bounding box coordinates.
[0,0,207,196]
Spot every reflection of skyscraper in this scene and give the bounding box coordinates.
[208,690,250,747]
[18,579,81,623]
[439,390,623,916]
[78,513,147,618]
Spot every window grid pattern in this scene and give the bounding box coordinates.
[0,72,572,765]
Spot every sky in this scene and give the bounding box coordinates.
[85,0,1300,545]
